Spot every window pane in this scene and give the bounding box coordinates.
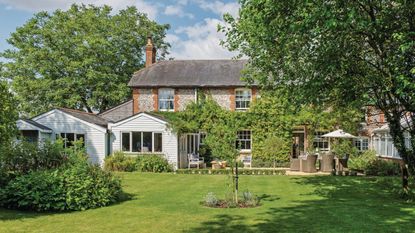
[132,132,142,152]
[122,133,130,152]
[154,133,162,152]
[236,130,251,150]
[66,133,75,147]
[235,89,251,110]
[142,132,152,152]
[159,89,175,111]
[76,134,85,148]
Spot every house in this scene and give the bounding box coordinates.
[16,37,258,169]
[17,37,393,169]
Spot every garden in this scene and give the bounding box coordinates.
[1,173,415,233]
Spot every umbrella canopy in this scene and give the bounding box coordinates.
[322,129,357,139]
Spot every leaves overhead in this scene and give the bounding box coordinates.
[1,4,170,115]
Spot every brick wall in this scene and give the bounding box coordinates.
[132,87,257,112]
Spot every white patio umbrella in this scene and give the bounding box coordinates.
[322,129,357,139]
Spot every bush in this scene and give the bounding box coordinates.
[104,151,137,172]
[63,163,122,210]
[137,154,172,173]
[251,158,289,168]
[242,190,260,207]
[349,150,400,176]
[204,192,219,207]
[0,141,122,212]
[0,140,68,175]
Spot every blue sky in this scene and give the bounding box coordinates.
[0,0,239,60]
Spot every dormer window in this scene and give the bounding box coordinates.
[158,88,174,111]
[235,89,252,111]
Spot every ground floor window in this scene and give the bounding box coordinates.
[236,130,251,150]
[313,131,329,152]
[353,137,369,151]
[121,132,163,153]
[60,133,85,148]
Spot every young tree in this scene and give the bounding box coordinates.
[0,80,18,144]
[1,4,170,115]
[222,0,415,190]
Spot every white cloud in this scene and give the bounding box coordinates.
[0,0,158,19]
[168,18,237,59]
[196,0,240,18]
[164,5,194,19]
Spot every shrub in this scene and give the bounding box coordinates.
[137,155,172,173]
[63,163,122,210]
[349,150,400,176]
[104,151,137,172]
[242,190,260,207]
[0,140,67,175]
[0,141,122,212]
[204,192,219,207]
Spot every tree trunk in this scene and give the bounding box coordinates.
[400,161,409,192]
[235,161,239,203]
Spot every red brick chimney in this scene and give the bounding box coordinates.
[145,36,156,68]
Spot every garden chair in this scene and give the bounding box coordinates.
[337,154,349,172]
[300,154,318,173]
[320,152,335,172]
[188,153,205,169]
[290,157,300,171]
[242,155,252,169]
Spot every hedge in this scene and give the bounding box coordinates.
[176,169,286,175]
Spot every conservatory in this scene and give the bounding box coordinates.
[372,124,411,159]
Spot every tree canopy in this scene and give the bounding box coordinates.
[222,0,415,184]
[1,4,170,115]
[0,80,18,144]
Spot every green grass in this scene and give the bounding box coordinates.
[1,173,414,233]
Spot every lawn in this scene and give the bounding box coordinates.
[0,173,414,233]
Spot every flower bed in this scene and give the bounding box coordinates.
[176,169,286,175]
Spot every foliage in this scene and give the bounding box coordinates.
[0,140,68,175]
[62,162,122,211]
[204,192,219,207]
[259,136,290,166]
[331,140,359,158]
[136,154,172,173]
[1,4,170,115]
[0,80,18,144]
[104,151,136,172]
[251,158,289,168]
[202,190,260,208]
[175,168,286,175]
[349,150,400,176]
[0,140,122,211]
[221,0,415,182]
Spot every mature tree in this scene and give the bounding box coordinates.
[0,80,18,144]
[222,0,415,190]
[1,4,170,115]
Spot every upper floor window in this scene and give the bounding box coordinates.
[158,88,174,111]
[236,130,251,151]
[235,89,251,111]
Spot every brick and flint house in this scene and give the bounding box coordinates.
[16,37,403,168]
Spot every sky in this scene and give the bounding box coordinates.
[0,0,240,60]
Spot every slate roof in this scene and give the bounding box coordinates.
[128,60,251,87]
[57,108,108,128]
[98,100,134,123]
[20,119,52,131]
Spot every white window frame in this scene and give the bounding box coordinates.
[313,131,329,152]
[353,137,369,151]
[235,88,252,111]
[120,131,163,153]
[236,130,252,152]
[59,132,86,148]
[158,88,175,112]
